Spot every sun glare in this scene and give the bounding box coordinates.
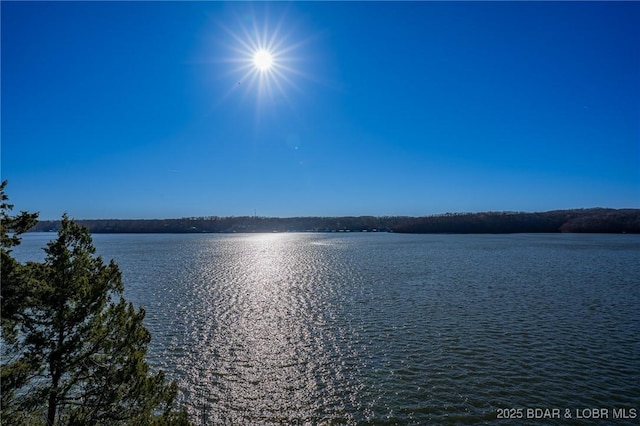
[253,49,273,71]
[217,7,314,109]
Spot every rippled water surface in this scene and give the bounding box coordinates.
[15,233,640,424]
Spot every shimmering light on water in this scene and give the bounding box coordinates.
[177,234,365,424]
[14,233,640,424]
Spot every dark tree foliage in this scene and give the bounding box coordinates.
[1,180,39,340]
[32,216,404,234]
[391,209,640,234]
[1,183,190,425]
[559,209,640,233]
[31,209,640,234]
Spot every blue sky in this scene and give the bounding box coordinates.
[2,1,639,219]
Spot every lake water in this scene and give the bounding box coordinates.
[13,233,640,424]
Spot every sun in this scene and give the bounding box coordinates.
[253,49,273,72]
[217,6,318,111]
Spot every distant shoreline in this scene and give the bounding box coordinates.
[30,208,640,234]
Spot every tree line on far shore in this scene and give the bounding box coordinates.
[30,208,640,234]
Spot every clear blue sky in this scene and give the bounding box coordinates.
[2,1,639,219]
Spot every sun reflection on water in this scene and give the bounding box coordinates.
[175,234,363,424]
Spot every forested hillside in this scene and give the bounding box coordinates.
[30,209,640,234]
